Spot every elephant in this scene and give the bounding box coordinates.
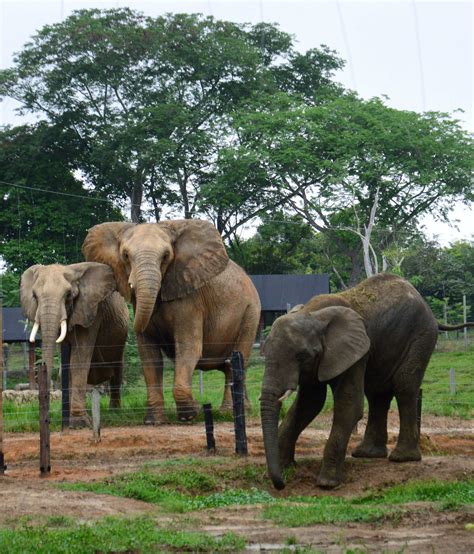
[20,262,129,428]
[82,219,261,423]
[261,273,474,490]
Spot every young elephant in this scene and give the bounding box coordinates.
[21,262,129,428]
[261,273,473,490]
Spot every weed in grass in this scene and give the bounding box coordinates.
[45,515,75,528]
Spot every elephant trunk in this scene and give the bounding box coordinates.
[133,255,161,333]
[38,301,66,381]
[260,389,285,490]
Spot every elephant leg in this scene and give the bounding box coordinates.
[278,384,327,469]
[389,390,421,462]
[352,391,393,458]
[69,336,94,429]
[318,362,365,489]
[109,359,123,410]
[173,325,203,422]
[219,362,233,413]
[136,332,167,425]
[389,336,434,462]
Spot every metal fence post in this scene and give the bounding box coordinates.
[61,342,71,430]
[416,388,423,437]
[203,403,216,453]
[28,342,37,390]
[38,362,51,476]
[0,293,6,475]
[449,368,456,396]
[230,351,248,455]
[92,387,101,443]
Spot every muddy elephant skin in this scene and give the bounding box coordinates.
[82,219,261,423]
[21,262,129,428]
[261,273,453,490]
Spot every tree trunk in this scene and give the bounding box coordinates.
[130,180,143,223]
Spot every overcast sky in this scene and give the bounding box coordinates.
[1,0,472,242]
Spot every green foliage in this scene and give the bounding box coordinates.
[0,272,20,306]
[1,8,342,226]
[402,238,474,320]
[229,212,321,274]
[0,123,121,273]
[0,515,244,553]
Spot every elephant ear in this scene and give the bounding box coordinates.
[68,262,117,328]
[312,306,370,382]
[20,265,43,321]
[158,219,229,301]
[82,222,135,300]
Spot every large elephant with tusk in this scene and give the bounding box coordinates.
[21,262,129,428]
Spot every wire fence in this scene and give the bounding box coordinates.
[1,336,473,434]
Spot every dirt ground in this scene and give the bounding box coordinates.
[1,412,473,552]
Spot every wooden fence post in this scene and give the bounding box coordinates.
[203,403,216,453]
[0,293,6,475]
[92,387,101,443]
[61,342,71,430]
[38,362,51,476]
[230,351,248,455]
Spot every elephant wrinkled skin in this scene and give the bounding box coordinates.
[82,219,261,423]
[21,262,128,428]
[261,273,473,490]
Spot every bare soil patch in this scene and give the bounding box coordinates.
[1,413,473,552]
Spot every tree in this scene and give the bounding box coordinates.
[401,237,474,321]
[225,93,473,285]
[229,212,321,274]
[0,123,122,273]
[1,9,344,226]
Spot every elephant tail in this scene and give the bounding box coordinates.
[438,322,474,331]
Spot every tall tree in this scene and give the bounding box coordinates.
[0,123,121,273]
[1,9,344,224]
[224,93,473,285]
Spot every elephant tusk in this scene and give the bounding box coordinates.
[29,321,39,343]
[130,283,134,289]
[56,320,68,343]
[278,389,294,403]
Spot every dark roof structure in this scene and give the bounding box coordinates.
[250,274,330,311]
[2,307,30,342]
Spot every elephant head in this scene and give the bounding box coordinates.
[260,306,370,490]
[20,262,117,379]
[82,220,229,333]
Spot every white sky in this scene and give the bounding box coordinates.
[1,0,472,243]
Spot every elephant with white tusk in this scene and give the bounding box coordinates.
[21,262,129,428]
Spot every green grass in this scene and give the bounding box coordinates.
[0,515,245,553]
[60,465,275,513]
[3,345,473,432]
[263,479,474,527]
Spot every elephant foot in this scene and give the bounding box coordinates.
[279,455,296,470]
[388,445,421,463]
[144,408,168,425]
[219,402,233,414]
[177,402,199,422]
[69,414,92,429]
[316,471,342,489]
[352,442,388,459]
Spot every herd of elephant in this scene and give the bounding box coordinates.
[20,219,473,489]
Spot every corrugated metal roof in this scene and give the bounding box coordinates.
[2,307,29,342]
[250,274,329,311]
